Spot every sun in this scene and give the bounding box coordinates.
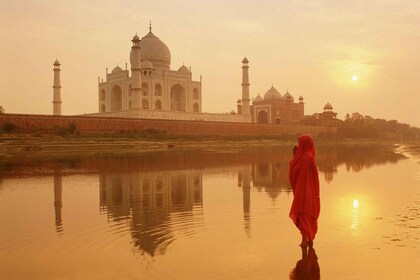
[351,75,359,81]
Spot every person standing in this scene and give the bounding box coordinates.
[289,135,320,247]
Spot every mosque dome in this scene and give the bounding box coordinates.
[253,95,263,103]
[141,60,154,69]
[264,86,282,100]
[282,91,294,102]
[324,102,333,110]
[140,31,171,70]
[111,66,123,74]
[178,65,190,74]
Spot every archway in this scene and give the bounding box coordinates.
[170,84,186,111]
[155,100,162,110]
[100,104,105,112]
[142,99,149,109]
[155,84,162,96]
[111,85,122,111]
[142,83,149,96]
[257,110,268,124]
[193,103,199,112]
[100,89,105,100]
[275,117,281,124]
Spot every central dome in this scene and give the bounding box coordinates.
[264,86,282,100]
[140,31,171,70]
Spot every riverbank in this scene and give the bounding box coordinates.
[0,132,417,160]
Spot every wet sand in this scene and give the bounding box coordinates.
[0,133,406,159]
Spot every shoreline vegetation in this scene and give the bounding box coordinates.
[1,130,419,161]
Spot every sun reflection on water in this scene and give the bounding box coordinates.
[351,199,359,233]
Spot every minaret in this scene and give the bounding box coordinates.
[52,59,62,115]
[241,57,250,115]
[130,34,142,108]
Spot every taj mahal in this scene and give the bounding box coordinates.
[51,24,336,126]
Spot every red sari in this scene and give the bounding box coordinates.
[289,135,320,241]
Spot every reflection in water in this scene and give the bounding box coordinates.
[351,199,359,234]
[316,145,404,183]
[290,246,320,280]
[53,167,63,235]
[99,170,203,256]
[0,144,417,279]
[238,166,252,236]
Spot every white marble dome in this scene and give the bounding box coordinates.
[140,31,171,70]
[141,60,154,69]
[111,66,123,74]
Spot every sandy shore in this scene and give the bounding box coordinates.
[396,144,420,164]
[1,133,418,162]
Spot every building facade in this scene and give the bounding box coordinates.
[98,26,202,115]
[249,86,304,125]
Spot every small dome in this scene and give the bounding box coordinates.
[324,103,333,110]
[264,86,282,100]
[132,34,140,41]
[237,99,242,104]
[111,66,123,74]
[141,60,154,69]
[242,57,249,64]
[299,96,304,100]
[230,110,236,114]
[253,95,263,103]
[53,59,60,66]
[178,65,190,74]
[140,31,171,70]
[282,91,294,102]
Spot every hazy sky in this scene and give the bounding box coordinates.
[1,0,419,126]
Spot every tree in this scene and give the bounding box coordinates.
[0,106,4,114]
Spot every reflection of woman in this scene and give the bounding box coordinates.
[289,246,320,280]
[289,135,320,247]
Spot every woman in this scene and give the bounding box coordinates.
[289,134,320,247]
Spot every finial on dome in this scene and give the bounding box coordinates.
[149,21,152,32]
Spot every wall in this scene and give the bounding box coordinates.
[0,114,337,136]
[87,109,252,123]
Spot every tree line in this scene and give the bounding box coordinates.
[337,113,419,141]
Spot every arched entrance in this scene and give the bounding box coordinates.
[275,117,281,124]
[155,100,162,110]
[170,84,186,111]
[155,84,162,96]
[257,110,268,124]
[111,85,122,111]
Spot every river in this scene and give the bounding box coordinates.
[0,144,419,279]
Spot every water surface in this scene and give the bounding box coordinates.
[0,144,419,279]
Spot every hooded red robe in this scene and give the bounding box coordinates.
[289,135,320,241]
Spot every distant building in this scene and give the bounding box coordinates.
[248,86,304,125]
